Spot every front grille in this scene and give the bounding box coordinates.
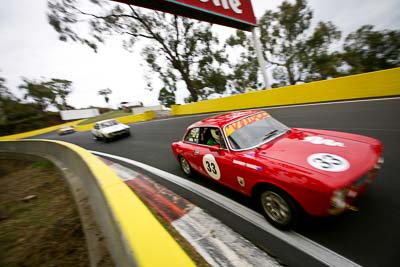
[111,130,126,136]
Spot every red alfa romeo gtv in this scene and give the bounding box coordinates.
[171,110,384,229]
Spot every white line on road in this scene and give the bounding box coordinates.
[91,150,362,267]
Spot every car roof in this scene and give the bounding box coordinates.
[189,109,265,129]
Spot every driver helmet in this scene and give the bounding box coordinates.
[210,129,221,143]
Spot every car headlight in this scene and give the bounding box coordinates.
[374,156,384,170]
[330,188,348,209]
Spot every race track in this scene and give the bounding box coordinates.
[35,97,400,267]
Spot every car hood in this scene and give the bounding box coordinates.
[253,128,382,187]
[101,124,128,134]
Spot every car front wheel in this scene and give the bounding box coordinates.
[259,188,299,229]
[179,156,192,176]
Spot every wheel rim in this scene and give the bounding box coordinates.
[180,157,191,174]
[261,191,291,225]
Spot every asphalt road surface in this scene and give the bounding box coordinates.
[35,98,400,267]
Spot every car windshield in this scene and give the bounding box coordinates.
[224,111,290,150]
[100,120,118,127]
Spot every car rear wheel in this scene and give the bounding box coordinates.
[179,156,192,176]
[259,188,299,229]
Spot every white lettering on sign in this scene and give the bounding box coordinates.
[200,0,243,14]
[303,136,345,147]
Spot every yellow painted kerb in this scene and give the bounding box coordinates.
[42,140,195,267]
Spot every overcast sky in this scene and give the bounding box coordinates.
[1,0,399,109]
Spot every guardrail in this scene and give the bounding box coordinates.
[171,67,400,115]
[0,140,195,267]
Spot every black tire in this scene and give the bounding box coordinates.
[179,156,192,177]
[103,136,110,143]
[258,187,299,230]
[126,131,131,137]
[93,135,101,141]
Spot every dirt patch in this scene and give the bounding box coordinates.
[0,158,90,266]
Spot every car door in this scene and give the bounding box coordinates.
[192,127,233,186]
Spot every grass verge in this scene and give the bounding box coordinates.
[77,110,130,126]
[0,158,90,267]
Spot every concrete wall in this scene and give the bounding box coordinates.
[131,105,163,114]
[172,67,400,115]
[60,109,100,120]
[0,140,194,267]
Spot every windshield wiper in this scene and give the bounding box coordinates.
[263,130,279,140]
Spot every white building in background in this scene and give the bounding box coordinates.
[60,109,100,120]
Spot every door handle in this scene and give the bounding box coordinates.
[194,150,199,156]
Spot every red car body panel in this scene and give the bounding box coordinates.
[171,110,383,216]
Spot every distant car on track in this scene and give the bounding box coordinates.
[92,119,130,142]
[57,126,75,135]
[171,109,384,229]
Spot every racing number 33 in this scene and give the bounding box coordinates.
[203,154,221,180]
[205,161,217,174]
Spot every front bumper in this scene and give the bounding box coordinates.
[106,129,130,138]
[328,157,383,215]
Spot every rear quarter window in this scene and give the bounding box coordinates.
[184,128,199,143]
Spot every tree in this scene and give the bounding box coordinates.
[19,78,57,111]
[0,73,9,99]
[245,0,342,86]
[226,31,262,93]
[47,0,228,102]
[158,87,175,107]
[44,78,73,110]
[0,73,11,125]
[342,25,400,75]
[98,88,112,104]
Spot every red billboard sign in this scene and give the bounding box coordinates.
[113,0,257,31]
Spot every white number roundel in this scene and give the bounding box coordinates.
[202,154,221,180]
[307,153,350,172]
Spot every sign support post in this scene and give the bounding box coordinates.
[252,27,270,90]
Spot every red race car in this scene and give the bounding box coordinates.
[171,109,384,229]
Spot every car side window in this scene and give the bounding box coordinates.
[184,128,199,144]
[200,127,227,149]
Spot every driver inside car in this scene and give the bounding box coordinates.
[207,129,221,146]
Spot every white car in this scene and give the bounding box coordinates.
[92,119,130,142]
[57,126,75,135]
